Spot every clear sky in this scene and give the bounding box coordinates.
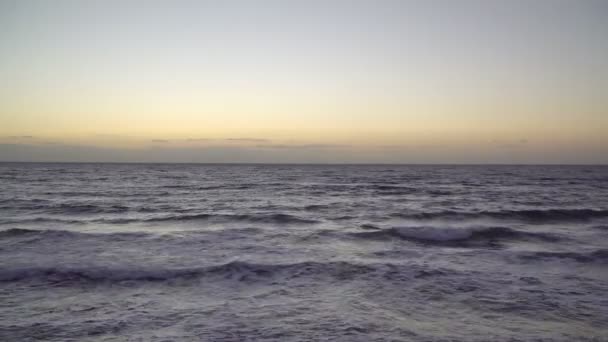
[1,0,607,163]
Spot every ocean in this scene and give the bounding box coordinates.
[1,163,607,341]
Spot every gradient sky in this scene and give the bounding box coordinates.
[1,0,607,163]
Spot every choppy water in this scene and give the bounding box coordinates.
[1,163,607,341]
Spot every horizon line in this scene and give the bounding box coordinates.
[1,161,606,166]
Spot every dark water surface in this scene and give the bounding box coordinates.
[1,163,607,341]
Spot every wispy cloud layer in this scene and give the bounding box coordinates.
[7,136,34,139]
[1,141,606,164]
[257,144,348,149]
[185,138,212,142]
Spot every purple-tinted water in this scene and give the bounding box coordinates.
[1,163,607,341]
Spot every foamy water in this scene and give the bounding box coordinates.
[1,163,607,341]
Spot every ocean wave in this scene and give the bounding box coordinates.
[101,213,319,225]
[0,228,149,240]
[518,249,608,263]
[0,228,50,237]
[0,261,450,283]
[350,226,560,246]
[2,200,184,213]
[360,223,381,230]
[369,184,417,195]
[48,203,130,214]
[393,209,608,223]
[304,204,330,211]
[0,227,271,245]
[8,203,131,214]
[0,217,85,225]
[160,184,255,190]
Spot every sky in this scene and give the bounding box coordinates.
[1,0,607,163]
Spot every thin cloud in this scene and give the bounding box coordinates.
[151,139,170,143]
[8,136,34,139]
[226,138,270,143]
[185,138,213,142]
[256,144,348,149]
[376,144,446,150]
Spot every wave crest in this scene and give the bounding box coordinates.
[351,225,560,246]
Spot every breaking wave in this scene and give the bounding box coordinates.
[393,208,608,223]
[102,213,319,225]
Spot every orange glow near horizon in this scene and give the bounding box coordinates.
[1,1,607,163]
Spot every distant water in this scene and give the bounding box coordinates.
[1,163,607,341]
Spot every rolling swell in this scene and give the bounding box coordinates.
[350,226,560,246]
[394,208,608,223]
[0,261,450,283]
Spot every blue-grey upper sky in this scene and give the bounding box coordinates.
[1,0,607,163]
